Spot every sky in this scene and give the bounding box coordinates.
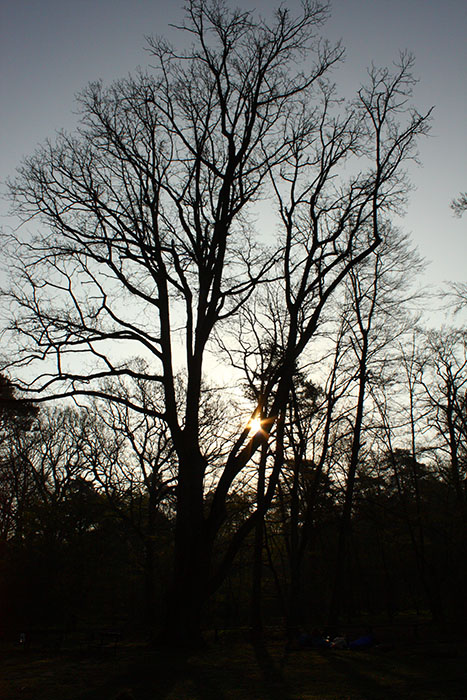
[1,0,466,310]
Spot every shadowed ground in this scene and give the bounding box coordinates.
[1,632,466,699]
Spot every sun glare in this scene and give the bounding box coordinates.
[248,416,262,435]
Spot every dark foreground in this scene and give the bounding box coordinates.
[2,631,466,699]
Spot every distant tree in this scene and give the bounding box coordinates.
[445,191,467,316]
[83,379,179,627]
[2,1,431,645]
[0,402,121,631]
[0,374,38,541]
[444,282,467,315]
[0,373,37,438]
[5,406,91,543]
[276,376,324,635]
[451,192,467,217]
[367,325,467,622]
[326,230,423,628]
[422,330,467,526]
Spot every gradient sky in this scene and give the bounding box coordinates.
[1,0,466,309]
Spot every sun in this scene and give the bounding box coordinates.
[248,416,262,435]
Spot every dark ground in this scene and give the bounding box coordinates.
[2,627,466,699]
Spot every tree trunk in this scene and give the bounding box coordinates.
[161,450,208,648]
[250,443,267,637]
[144,485,158,628]
[287,455,302,637]
[328,340,368,631]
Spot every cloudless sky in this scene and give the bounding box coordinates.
[1,0,466,305]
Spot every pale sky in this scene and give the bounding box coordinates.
[1,0,466,304]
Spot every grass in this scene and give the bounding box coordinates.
[1,631,466,699]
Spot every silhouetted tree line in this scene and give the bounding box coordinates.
[1,314,465,640]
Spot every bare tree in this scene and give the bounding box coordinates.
[326,229,424,628]
[2,1,431,645]
[82,381,176,626]
[370,332,446,623]
[451,192,467,217]
[1,403,91,543]
[421,329,467,525]
[443,282,467,315]
[0,374,38,541]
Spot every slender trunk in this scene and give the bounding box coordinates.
[250,442,267,637]
[144,486,158,627]
[328,339,368,630]
[446,397,467,527]
[390,450,444,624]
[378,527,395,620]
[409,387,444,624]
[144,540,156,627]
[287,453,302,636]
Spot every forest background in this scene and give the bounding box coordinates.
[0,0,466,650]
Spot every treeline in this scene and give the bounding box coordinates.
[1,310,465,640]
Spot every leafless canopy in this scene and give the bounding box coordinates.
[1,1,432,637]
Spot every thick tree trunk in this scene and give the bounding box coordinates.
[161,450,209,648]
[163,547,208,647]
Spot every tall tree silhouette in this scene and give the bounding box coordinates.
[2,1,431,645]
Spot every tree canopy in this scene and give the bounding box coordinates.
[1,0,433,646]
